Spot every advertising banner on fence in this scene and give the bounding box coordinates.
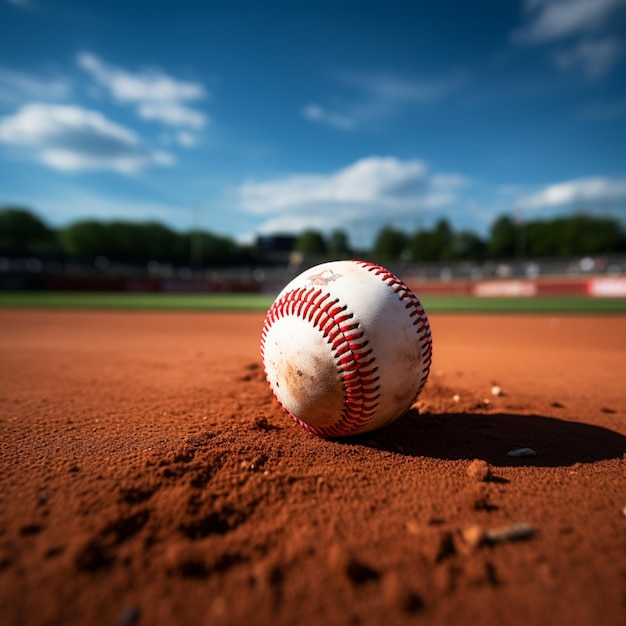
[586,277,626,298]
[473,280,537,297]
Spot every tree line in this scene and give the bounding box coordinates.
[0,207,254,266]
[368,214,626,262]
[1,206,624,266]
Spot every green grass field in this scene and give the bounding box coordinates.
[0,291,625,314]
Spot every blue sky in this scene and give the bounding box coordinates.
[1,0,625,248]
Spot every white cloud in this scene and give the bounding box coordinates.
[238,156,467,235]
[0,67,71,103]
[0,102,174,173]
[512,0,626,77]
[175,131,197,148]
[515,176,626,210]
[77,52,209,130]
[77,52,206,104]
[431,173,468,191]
[303,70,468,130]
[553,37,624,77]
[302,103,356,130]
[340,71,469,103]
[137,101,207,128]
[512,0,626,45]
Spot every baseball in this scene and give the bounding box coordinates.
[260,260,432,437]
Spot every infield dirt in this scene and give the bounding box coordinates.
[1,310,625,626]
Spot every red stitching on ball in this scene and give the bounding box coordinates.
[353,260,433,399]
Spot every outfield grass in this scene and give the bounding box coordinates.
[0,291,625,314]
[0,292,276,312]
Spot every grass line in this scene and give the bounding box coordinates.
[0,291,625,314]
[0,292,276,311]
[419,295,626,314]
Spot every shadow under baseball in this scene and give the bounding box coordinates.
[344,409,626,467]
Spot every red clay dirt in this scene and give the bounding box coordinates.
[1,310,625,626]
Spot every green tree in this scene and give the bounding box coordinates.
[450,230,486,261]
[110,221,188,263]
[524,220,553,257]
[521,214,622,258]
[373,226,408,261]
[107,221,148,261]
[59,220,111,258]
[433,218,454,261]
[295,230,327,255]
[327,230,351,258]
[197,232,241,264]
[0,207,58,256]
[488,215,517,259]
[559,214,621,256]
[410,230,440,262]
[409,218,458,262]
[141,222,180,261]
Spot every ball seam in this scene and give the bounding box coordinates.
[355,261,433,398]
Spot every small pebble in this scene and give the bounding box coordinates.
[491,385,502,396]
[467,459,491,482]
[460,524,486,549]
[485,522,536,544]
[622,506,626,517]
[453,394,460,403]
[506,447,536,457]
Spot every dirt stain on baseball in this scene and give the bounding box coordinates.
[279,356,345,428]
